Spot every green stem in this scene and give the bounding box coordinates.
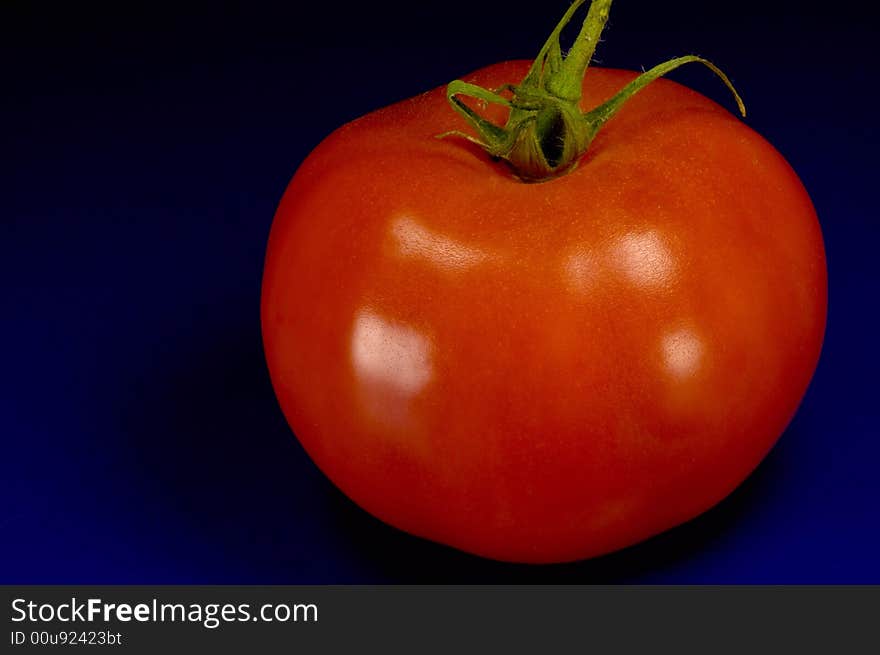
[442,0,746,182]
[548,0,612,100]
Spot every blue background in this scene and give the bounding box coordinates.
[2,0,877,583]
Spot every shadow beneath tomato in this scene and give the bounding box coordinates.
[323,438,789,583]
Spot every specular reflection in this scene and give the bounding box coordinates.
[661,327,704,379]
[390,215,490,272]
[562,229,676,295]
[350,309,433,434]
[610,230,674,287]
[351,309,432,395]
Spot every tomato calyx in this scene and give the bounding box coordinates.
[440,0,747,183]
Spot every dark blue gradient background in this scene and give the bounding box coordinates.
[2,0,877,583]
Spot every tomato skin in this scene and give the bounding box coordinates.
[261,61,827,563]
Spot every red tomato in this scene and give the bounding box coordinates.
[261,61,826,563]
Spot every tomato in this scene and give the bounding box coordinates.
[261,4,826,563]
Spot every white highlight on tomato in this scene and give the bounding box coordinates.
[351,310,433,395]
[662,327,704,378]
[611,230,674,287]
[391,216,490,271]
